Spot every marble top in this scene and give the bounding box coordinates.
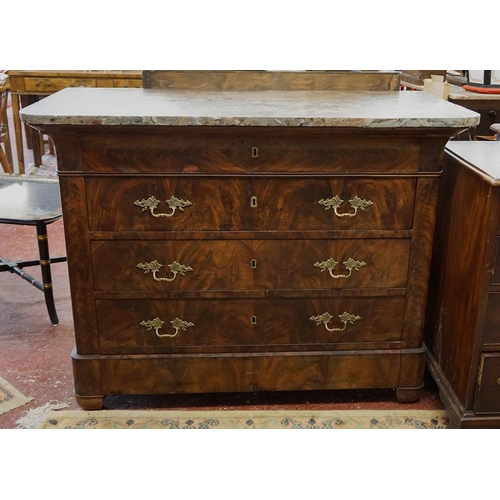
[20,87,480,129]
[446,142,500,185]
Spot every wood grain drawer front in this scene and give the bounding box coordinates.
[475,354,500,413]
[86,177,416,232]
[80,131,422,174]
[23,77,97,92]
[96,296,405,351]
[483,293,500,344]
[492,239,500,284]
[91,239,410,291]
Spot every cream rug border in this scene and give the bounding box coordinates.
[40,409,449,429]
[0,376,33,415]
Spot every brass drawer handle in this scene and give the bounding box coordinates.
[140,317,194,338]
[314,257,366,279]
[310,311,361,332]
[318,195,373,218]
[137,259,193,282]
[134,195,192,218]
[35,80,51,87]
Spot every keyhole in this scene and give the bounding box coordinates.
[250,196,258,208]
[251,316,257,325]
[252,147,259,158]
[250,259,257,269]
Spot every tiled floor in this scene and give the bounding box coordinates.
[0,91,446,429]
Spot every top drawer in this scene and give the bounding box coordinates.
[23,77,97,92]
[79,129,422,174]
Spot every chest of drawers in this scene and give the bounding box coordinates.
[425,142,500,428]
[21,87,478,410]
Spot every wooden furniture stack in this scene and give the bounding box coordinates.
[425,141,500,428]
[7,70,143,173]
[20,71,478,410]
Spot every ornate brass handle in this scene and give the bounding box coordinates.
[35,80,51,87]
[140,317,194,338]
[318,195,373,218]
[314,257,366,279]
[134,195,192,218]
[137,259,193,282]
[310,311,361,332]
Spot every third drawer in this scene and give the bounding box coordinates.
[91,238,411,291]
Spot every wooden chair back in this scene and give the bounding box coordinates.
[0,75,13,173]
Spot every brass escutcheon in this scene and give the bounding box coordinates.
[314,257,367,279]
[318,195,373,218]
[140,317,194,338]
[309,311,361,332]
[134,195,192,218]
[137,259,193,282]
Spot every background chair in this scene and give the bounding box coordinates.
[0,175,67,324]
[0,74,13,173]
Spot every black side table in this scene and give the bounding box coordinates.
[0,175,67,324]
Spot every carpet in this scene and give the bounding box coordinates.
[0,376,32,415]
[38,409,449,429]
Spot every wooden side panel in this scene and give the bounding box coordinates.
[142,70,401,92]
[59,176,99,354]
[401,176,439,348]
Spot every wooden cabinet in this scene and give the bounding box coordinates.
[425,141,500,428]
[20,87,477,410]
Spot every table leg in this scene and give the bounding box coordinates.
[36,221,59,325]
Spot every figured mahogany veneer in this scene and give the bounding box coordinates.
[96,296,407,352]
[20,86,476,410]
[91,239,410,292]
[86,176,416,232]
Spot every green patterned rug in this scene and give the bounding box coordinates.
[39,409,449,429]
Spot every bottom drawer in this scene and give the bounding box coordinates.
[475,354,500,413]
[96,296,405,352]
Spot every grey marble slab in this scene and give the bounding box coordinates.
[446,141,500,185]
[21,87,480,129]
